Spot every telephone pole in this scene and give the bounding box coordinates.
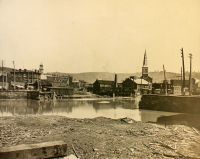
[13,61,16,90]
[181,48,186,95]
[181,67,182,81]
[2,60,4,89]
[163,65,167,95]
[189,54,193,96]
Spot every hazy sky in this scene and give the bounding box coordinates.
[0,0,200,73]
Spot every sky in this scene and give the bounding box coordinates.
[0,0,200,73]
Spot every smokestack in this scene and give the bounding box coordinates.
[114,74,117,88]
[113,74,118,98]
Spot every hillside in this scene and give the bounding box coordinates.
[47,71,183,83]
[1,66,200,83]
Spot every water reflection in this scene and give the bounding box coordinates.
[157,114,200,130]
[0,99,178,122]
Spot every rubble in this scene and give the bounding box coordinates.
[0,115,200,158]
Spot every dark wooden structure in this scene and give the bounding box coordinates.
[0,141,67,159]
[122,77,151,96]
[93,80,115,96]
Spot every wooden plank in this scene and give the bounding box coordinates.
[0,141,67,159]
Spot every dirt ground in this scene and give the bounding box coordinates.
[0,115,200,159]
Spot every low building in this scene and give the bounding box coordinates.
[10,69,41,84]
[72,79,80,88]
[40,80,52,92]
[49,87,74,97]
[122,76,152,96]
[170,78,196,95]
[93,80,115,96]
[8,69,41,90]
[152,81,173,94]
[46,74,73,87]
[46,74,74,96]
[193,79,200,95]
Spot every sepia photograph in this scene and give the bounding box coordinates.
[0,0,200,158]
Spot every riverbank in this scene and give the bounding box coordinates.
[139,94,200,113]
[0,115,200,158]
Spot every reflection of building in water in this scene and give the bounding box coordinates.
[0,100,40,116]
[27,100,41,114]
[92,100,136,112]
[157,114,200,129]
[139,110,178,123]
[139,110,159,122]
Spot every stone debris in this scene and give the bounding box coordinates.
[64,154,78,159]
[0,115,200,158]
[120,117,136,124]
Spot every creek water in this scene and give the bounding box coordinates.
[0,98,179,123]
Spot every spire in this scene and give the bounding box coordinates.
[143,49,147,66]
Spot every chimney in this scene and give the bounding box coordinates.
[114,74,117,88]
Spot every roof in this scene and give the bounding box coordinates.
[40,80,52,86]
[95,80,114,85]
[49,87,73,90]
[134,79,149,85]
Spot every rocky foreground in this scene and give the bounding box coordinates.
[0,115,200,159]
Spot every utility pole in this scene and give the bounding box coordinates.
[189,53,193,96]
[12,61,16,90]
[2,60,4,89]
[27,71,29,89]
[181,48,186,95]
[163,65,167,95]
[181,67,182,81]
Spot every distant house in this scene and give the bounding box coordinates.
[46,74,73,87]
[85,83,93,92]
[152,81,173,94]
[9,69,41,89]
[122,76,152,96]
[170,78,196,95]
[72,79,80,88]
[93,80,115,96]
[194,79,200,95]
[49,87,74,97]
[40,79,52,91]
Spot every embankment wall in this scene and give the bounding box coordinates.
[139,95,200,113]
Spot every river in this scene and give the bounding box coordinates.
[0,98,180,123]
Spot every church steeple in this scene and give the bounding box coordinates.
[143,49,147,66]
[142,50,148,78]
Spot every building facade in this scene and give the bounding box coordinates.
[122,76,151,96]
[9,69,41,89]
[93,80,115,96]
[170,78,196,95]
[46,74,73,87]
